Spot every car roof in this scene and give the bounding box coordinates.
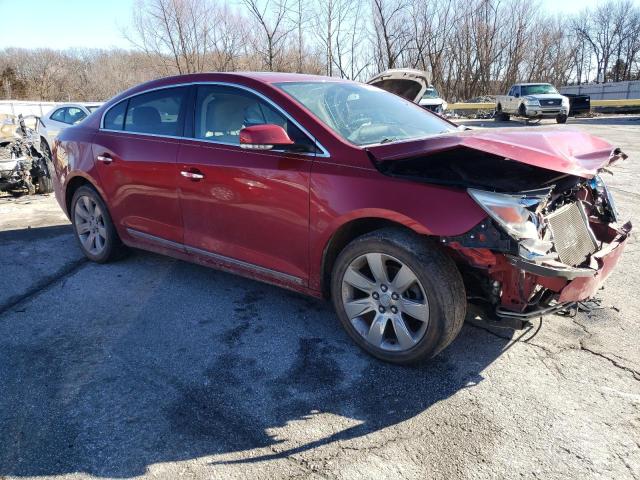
[45,102,103,115]
[50,102,103,108]
[514,83,553,86]
[231,72,346,83]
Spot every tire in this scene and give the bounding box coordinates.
[556,114,568,124]
[36,157,54,194]
[494,106,509,122]
[71,185,124,263]
[518,104,527,117]
[39,137,52,159]
[330,228,466,364]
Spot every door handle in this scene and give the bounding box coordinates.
[181,170,204,180]
[96,154,112,164]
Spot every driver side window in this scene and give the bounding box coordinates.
[193,85,317,153]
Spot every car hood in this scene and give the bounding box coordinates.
[367,69,429,103]
[366,128,617,178]
[524,93,565,100]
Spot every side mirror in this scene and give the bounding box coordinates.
[514,93,520,98]
[239,124,294,150]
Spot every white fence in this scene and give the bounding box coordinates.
[560,81,640,100]
[0,100,63,118]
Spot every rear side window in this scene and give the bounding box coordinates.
[124,87,188,136]
[103,101,127,130]
[65,107,86,124]
[50,108,66,122]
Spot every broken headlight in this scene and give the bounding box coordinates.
[589,175,618,223]
[467,189,540,239]
[467,188,554,260]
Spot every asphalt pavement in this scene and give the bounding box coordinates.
[0,116,638,480]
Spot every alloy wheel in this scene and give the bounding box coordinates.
[341,253,429,352]
[74,195,107,256]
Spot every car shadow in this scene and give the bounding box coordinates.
[0,249,512,478]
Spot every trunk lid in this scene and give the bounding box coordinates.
[366,128,616,178]
[367,69,430,103]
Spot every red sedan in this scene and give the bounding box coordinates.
[52,72,631,364]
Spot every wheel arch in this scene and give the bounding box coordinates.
[319,215,426,298]
[64,174,104,217]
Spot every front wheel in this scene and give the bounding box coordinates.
[331,229,466,364]
[36,157,54,194]
[556,114,568,124]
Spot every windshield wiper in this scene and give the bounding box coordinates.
[379,137,397,144]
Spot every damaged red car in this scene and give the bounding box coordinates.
[51,73,631,364]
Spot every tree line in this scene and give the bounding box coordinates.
[2,0,640,103]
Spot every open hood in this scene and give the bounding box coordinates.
[367,69,430,103]
[366,128,625,192]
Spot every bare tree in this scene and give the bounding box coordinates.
[125,0,215,75]
[372,0,412,70]
[241,0,293,71]
[5,0,640,103]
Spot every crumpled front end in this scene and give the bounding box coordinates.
[442,175,631,321]
[368,127,631,324]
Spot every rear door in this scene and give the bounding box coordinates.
[177,84,318,282]
[92,86,189,244]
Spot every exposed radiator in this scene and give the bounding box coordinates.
[545,202,598,266]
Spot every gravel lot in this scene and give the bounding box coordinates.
[0,116,638,480]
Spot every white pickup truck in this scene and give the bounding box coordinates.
[495,83,569,124]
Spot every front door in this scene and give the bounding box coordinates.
[93,86,189,244]
[178,84,318,282]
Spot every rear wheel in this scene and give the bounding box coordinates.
[331,228,466,364]
[494,105,509,121]
[71,185,124,263]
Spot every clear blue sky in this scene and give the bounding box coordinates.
[0,0,627,50]
[0,0,135,49]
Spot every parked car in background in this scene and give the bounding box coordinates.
[1,114,54,194]
[368,68,448,114]
[564,93,591,116]
[52,73,630,364]
[39,102,102,157]
[495,83,569,123]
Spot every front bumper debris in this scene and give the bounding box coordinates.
[449,220,631,320]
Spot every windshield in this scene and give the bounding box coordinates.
[521,84,558,96]
[422,87,440,99]
[87,105,101,112]
[276,82,455,146]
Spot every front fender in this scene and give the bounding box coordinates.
[308,161,487,290]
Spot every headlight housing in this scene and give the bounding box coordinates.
[468,189,555,260]
[561,96,570,108]
[524,96,540,106]
[467,189,540,239]
[589,174,619,222]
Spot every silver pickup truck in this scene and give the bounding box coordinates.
[495,83,569,124]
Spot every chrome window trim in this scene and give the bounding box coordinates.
[126,228,305,285]
[100,81,330,158]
